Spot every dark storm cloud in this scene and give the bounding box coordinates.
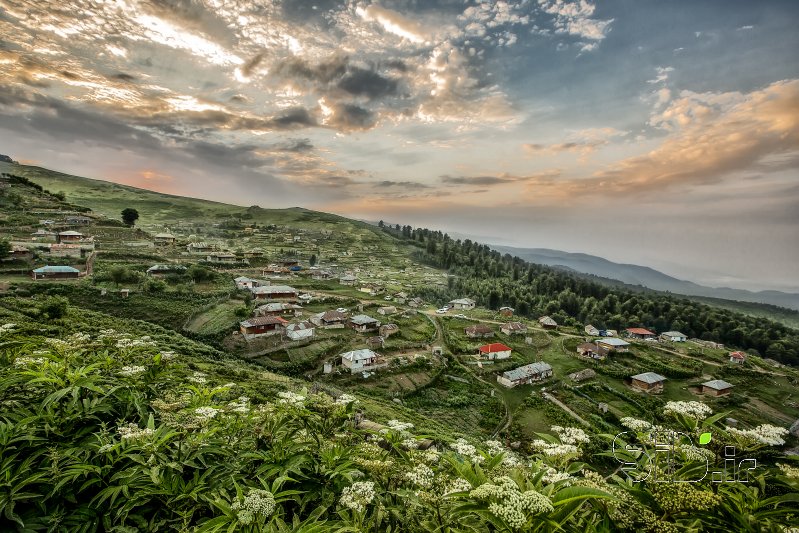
[269,107,317,128]
[337,67,398,99]
[326,103,376,131]
[109,73,137,82]
[273,55,349,84]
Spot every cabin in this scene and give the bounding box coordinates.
[500,322,527,335]
[255,302,303,317]
[340,348,382,374]
[349,314,381,333]
[449,298,476,310]
[499,306,514,317]
[239,316,288,337]
[701,379,733,397]
[262,265,292,277]
[250,285,299,302]
[243,250,263,258]
[465,324,494,339]
[660,331,687,342]
[187,242,214,254]
[153,233,175,245]
[57,230,83,243]
[9,246,31,260]
[729,351,747,364]
[477,342,512,360]
[366,336,385,349]
[596,337,630,352]
[285,321,315,341]
[497,362,553,388]
[577,342,609,360]
[206,253,237,264]
[339,274,357,285]
[630,372,666,393]
[64,215,91,225]
[625,328,657,340]
[147,264,187,277]
[584,325,600,336]
[234,276,260,290]
[31,229,57,242]
[278,259,299,267]
[377,306,397,316]
[538,316,558,330]
[379,323,400,337]
[312,270,334,280]
[31,265,80,280]
[311,310,348,329]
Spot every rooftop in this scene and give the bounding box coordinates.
[479,343,511,353]
[240,316,288,327]
[32,265,80,273]
[502,362,553,381]
[631,372,667,384]
[626,327,656,335]
[341,348,378,362]
[596,337,630,346]
[351,314,379,325]
[702,379,733,390]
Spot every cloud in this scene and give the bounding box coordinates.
[537,0,613,46]
[647,66,674,84]
[337,67,398,99]
[357,4,426,44]
[523,127,627,156]
[374,180,431,189]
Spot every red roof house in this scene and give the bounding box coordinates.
[478,342,512,360]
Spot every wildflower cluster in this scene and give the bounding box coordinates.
[664,401,713,420]
[620,417,653,432]
[277,391,306,406]
[335,393,358,406]
[444,477,472,495]
[340,481,376,513]
[13,356,47,367]
[726,424,789,446]
[117,423,154,441]
[540,466,572,485]
[405,462,434,488]
[0,323,17,335]
[529,440,579,457]
[551,426,590,445]
[231,489,276,525]
[451,438,484,463]
[227,396,250,414]
[188,371,208,384]
[118,365,146,377]
[470,477,553,529]
[194,406,220,421]
[386,419,414,432]
[116,336,157,350]
[777,463,799,478]
[651,481,721,514]
[160,350,178,361]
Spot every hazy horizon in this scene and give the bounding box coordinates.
[1,0,797,292]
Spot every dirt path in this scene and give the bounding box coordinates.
[542,392,590,427]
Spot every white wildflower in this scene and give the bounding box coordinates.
[680,444,715,463]
[160,351,178,361]
[117,423,154,441]
[620,417,653,432]
[194,406,220,420]
[727,424,788,446]
[386,419,414,432]
[231,489,276,525]
[402,438,419,450]
[551,426,590,445]
[118,365,146,377]
[451,438,484,463]
[0,323,17,334]
[777,463,799,478]
[664,401,713,420]
[228,396,250,414]
[470,477,553,529]
[530,440,580,457]
[13,356,47,367]
[405,463,434,488]
[541,467,571,485]
[98,444,114,453]
[277,391,305,406]
[444,477,472,495]
[188,371,208,384]
[340,481,376,512]
[485,440,505,455]
[335,393,359,406]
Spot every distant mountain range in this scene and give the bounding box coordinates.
[491,245,799,311]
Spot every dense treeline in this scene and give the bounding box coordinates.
[379,224,799,366]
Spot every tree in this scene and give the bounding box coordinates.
[39,296,69,320]
[0,240,10,260]
[378,220,384,228]
[309,254,317,267]
[121,208,139,227]
[109,266,131,286]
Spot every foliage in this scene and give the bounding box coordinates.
[121,208,140,227]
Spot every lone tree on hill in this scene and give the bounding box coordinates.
[309,254,317,267]
[121,208,139,227]
[0,240,11,260]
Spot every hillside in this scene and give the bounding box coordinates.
[1,163,799,530]
[492,245,799,311]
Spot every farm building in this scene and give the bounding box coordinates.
[31,265,80,280]
[449,298,476,310]
[64,215,91,225]
[349,314,381,333]
[262,265,292,277]
[729,351,747,364]
[500,322,527,335]
[234,276,261,290]
[187,242,214,253]
[538,316,558,329]
[250,285,299,301]
[497,362,553,388]
[243,250,264,258]
[660,331,687,342]
[339,274,357,285]
[377,306,397,316]
[206,253,237,264]
[239,316,288,337]
[340,349,383,374]
[147,264,187,276]
[499,306,514,317]
[702,379,733,397]
[255,302,303,317]
[478,342,512,360]
[312,270,334,280]
[31,229,57,241]
[596,337,630,352]
[379,323,400,337]
[310,310,348,328]
[153,233,175,245]
[465,324,494,339]
[285,321,315,341]
[576,342,609,360]
[57,230,83,243]
[625,328,657,340]
[584,325,600,336]
[630,372,666,393]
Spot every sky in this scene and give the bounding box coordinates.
[0,0,797,292]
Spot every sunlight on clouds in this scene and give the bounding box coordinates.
[357,4,426,44]
[133,14,243,67]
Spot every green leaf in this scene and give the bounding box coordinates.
[699,432,712,445]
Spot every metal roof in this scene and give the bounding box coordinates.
[661,331,686,337]
[251,285,298,294]
[596,337,630,346]
[702,379,733,390]
[351,314,379,325]
[341,348,378,362]
[631,372,667,384]
[32,265,80,273]
[479,343,511,353]
[502,362,553,381]
[240,316,288,327]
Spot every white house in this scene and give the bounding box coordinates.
[285,321,315,341]
[497,362,553,388]
[340,348,382,373]
[660,331,687,342]
[584,325,600,336]
[478,342,512,360]
[349,314,381,333]
[234,276,260,290]
[449,298,475,310]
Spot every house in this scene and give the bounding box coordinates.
[239,315,288,337]
[279,259,299,267]
[262,265,292,277]
[153,233,175,245]
[408,297,424,308]
[256,302,303,317]
[585,325,600,336]
[729,351,747,364]
[187,242,214,254]
[538,316,558,330]
[596,337,630,352]
[234,276,260,290]
[311,310,348,328]
[9,246,31,260]
[630,372,666,393]
[243,250,264,258]
[349,314,381,333]
[465,324,494,339]
[449,298,475,310]
[499,306,514,317]
[660,331,687,342]
[379,323,400,337]
[377,306,397,316]
[625,328,657,340]
[206,253,237,264]
[250,285,299,302]
[339,274,357,285]
[31,265,80,280]
[57,230,83,243]
[147,264,187,276]
[31,229,57,242]
[702,379,734,397]
[569,369,596,383]
[500,322,528,336]
[478,342,512,360]
[497,362,553,388]
[312,270,334,280]
[47,244,83,258]
[577,342,609,360]
[601,329,618,337]
[340,348,383,374]
[366,336,385,349]
[64,215,91,225]
[285,321,315,341]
